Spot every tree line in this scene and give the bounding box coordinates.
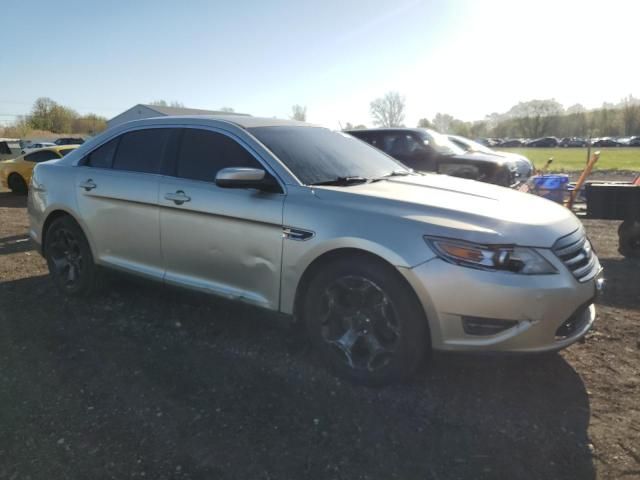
[365,92,640,139]
[1,97,109,137]
[4,94,638,140]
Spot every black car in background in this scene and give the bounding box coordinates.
[559,137,589,147]
[54,137,85,146]
[448,135,533,182]
[591,137,623,147]
[499,138,526,148]
[526,137,559,148]
[629,136,640,146]
[346,128,518,187]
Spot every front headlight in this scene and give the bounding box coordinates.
[424,237,557,275]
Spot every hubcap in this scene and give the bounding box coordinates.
[49,228,83,288]
[319,276,400,372]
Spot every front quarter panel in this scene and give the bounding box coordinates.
[279,185,438,314]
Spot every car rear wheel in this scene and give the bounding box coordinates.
[303,256,428,386]
[44,216,98,296]
[618,220,640,259]
[8,173,27,194]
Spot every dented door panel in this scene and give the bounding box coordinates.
[159,176,284,310]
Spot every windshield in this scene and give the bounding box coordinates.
[419,129,465,156]
[451,136,493,154]
[249,126,409,185]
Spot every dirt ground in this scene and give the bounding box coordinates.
[0,189,639,480]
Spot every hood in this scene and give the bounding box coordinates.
[314,173,580,248]
[449,151,512,166]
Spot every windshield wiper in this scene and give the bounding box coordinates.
[371,170,413,182]
[310,176,369,186]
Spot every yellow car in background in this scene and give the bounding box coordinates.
[0,145,78,194]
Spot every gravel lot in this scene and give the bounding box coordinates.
[0,189,639,480]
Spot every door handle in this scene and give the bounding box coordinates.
[79,179,97,191]
[164,190,191,205]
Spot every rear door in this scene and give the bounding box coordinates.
[75,128,174,279]
[159,127,285,310]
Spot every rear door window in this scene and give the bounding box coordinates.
[112,129,171,174]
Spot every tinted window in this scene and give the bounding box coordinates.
[112,129,171,174]
[59,148,75,157]
[176,129,261,182]
[381,133,425,156]
[0,142,11,155]
[348,131,385,150]
[25,150,60,163]
[250,126,405,185]
[85,138,119,168]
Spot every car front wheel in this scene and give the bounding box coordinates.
[303,256,428,385]
[44,216,98,296]
[619,220,640,259]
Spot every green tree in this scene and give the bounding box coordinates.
[73,114,107,135]
[432,113,455,132]
[417,118,432,128]
[29,97,58,131]
[469,120,488,138]
[3,116,32,138]
[507,99,564,138]
[50,105,78,133]
[291,104,307,121]
[620,95,640,136]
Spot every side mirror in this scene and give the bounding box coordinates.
[215,167,279,192]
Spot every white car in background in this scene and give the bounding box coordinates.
[22,141,57,154]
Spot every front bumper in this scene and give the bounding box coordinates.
[399,251,602,353]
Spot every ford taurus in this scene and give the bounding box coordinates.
[28,115,603,385]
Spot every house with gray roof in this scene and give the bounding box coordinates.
[107,104,249,129]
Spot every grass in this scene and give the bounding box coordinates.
[496,147,640,172]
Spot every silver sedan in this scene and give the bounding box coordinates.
[28,115,603,385]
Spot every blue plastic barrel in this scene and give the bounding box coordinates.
[531,174,569,203]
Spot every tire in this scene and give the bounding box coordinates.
[8,173,27,194]
[618,220,640,259]
[303,255,429,386]
[44,216,98,296]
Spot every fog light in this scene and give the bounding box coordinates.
[462,316,518,336]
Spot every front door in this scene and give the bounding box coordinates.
[159,128,285,310]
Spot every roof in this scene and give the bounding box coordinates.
[142,104,251,117]
[121,115,314,129]
[345,128,425,133]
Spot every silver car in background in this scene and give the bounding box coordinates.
[28,115,603,385]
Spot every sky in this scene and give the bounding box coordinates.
[1,0,639,129]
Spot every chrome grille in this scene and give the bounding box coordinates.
[553,228,599,282]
